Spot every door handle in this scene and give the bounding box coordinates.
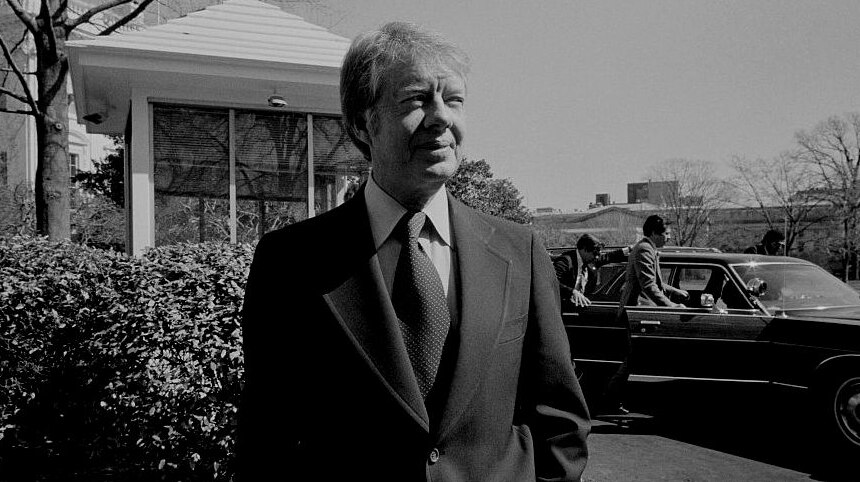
[636,320,660,334]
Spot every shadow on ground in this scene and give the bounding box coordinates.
[590,380,856,481]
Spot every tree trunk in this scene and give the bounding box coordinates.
[34,12,70,240]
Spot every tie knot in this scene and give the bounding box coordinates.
[398,211,426,241]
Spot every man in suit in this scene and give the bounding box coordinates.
[238,22,590,481]
[744,229,785,256]
[601,214,688,415]
[554,234,602,307]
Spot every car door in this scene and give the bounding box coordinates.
[628,263,771,381]
[562,263,629,394]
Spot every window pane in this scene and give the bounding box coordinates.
[312,115,368,214]
[153,105,229,198]
[153,105,230,245]
[235,111,308,237]
[236,199,307,243]
[155,196,231,246]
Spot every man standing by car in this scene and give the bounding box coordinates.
[554,234,602,307]
[601,214,688,414]
[744,229,785,256]
[238,21,590,482]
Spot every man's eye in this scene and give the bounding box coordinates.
[404,95,426,104]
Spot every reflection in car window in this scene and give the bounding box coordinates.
[672,266,749,310]
[732,262,860,310]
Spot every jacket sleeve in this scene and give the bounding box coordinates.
[633,244,674,306]
[526,233,591,481]
[553,254,575,299]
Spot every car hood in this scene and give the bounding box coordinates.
[778,305,860,323]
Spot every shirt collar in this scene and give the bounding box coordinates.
[364,174,452,250]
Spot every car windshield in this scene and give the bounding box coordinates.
[731,262,860,310]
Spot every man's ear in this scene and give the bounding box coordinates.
[354,110,372,147]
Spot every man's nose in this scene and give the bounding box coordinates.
[424,96,454,129]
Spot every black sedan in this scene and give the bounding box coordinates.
[556,249,860,454]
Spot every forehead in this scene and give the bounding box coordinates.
[383,59,466,92]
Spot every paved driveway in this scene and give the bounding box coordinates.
[581,380,855,481]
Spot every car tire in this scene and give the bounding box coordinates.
[815,369,860,455]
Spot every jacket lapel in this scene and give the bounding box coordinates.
[321,192,429,430]
[437,195,511,438]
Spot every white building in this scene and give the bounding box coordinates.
[68,0,367,255]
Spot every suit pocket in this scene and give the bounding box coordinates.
[498,313,527,345]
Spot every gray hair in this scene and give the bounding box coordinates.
[340,21,471,161]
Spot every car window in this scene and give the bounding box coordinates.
[676,267,710,291]
[672,265,750,310]
[732,262,860,310]
[661,267,672,285]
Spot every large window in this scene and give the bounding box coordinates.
[152,104,368,245]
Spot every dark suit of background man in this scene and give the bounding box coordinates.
[238,21,590,482]
[554,234,602,308]
[601,214,688,415]
[744,229,785,255]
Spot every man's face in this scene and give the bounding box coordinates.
[766,240,784,255]
[653,229,671,248]
[579,247,598,266]
[360,60,466,206]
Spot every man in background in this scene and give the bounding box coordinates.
[601,214,688,415]
[554,233,602,307]
[744,229,786,256]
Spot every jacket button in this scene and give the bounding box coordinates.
[428,448,440,464]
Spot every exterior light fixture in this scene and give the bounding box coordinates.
[267,94,287,108]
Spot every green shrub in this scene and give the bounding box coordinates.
[0,236,252,481]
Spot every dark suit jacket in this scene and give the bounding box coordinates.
[744,244,768,255]
[553,250,581,300]
[618,237,683,308]
[238,189,590,482]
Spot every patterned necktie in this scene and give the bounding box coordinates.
[392,211,451,399]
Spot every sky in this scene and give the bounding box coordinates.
[315,0,860,212]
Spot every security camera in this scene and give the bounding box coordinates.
[267,94,287,108]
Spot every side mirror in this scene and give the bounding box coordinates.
[746,278,768,297]
[700,293,715,308]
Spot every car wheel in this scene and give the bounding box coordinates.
[832,376,860,447]
[818,371,860,452]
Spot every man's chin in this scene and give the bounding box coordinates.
[414,154,461,179]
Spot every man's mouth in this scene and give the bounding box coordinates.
[415,140,454,150]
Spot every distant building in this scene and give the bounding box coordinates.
[627,180,677,205]
[596,193,610,206]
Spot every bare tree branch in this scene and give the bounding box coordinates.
[100,0,158,36]
[1,68,36,74]
[65,0,134,32]
[0,85,30,103]
[0,106,38,115]
[51,0,67,21]
[39,0,58,55]
[4,0,39,35]
[0,30,40,116]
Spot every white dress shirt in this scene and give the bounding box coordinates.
[573,250,588,294]
[364,175,454,298]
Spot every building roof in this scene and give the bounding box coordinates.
[67,0,351,133]
[70,0,350,67]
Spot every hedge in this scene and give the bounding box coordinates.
[0,236,253,481]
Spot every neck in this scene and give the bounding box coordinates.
[372,173,446,211]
